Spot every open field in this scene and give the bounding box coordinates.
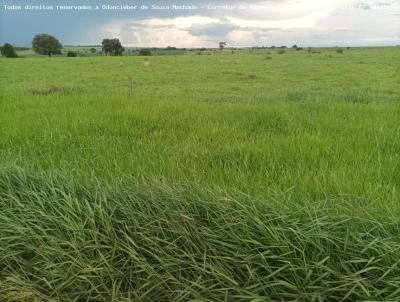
[1,47,400,301]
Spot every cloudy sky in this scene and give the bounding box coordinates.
[1,0,399,47]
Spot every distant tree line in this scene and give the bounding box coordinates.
[2,33,347,59]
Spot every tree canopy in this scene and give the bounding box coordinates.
[32,34,62,56]
[102,39,125,56]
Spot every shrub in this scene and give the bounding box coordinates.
[336,48,344,54]
[278,49,285,55]
[138,48,151,56]
[1,43,18,58]
[66,51,77,57]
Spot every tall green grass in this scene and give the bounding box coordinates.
[0,96,399,202]
[1,47,400,300]
[1,166,400,301]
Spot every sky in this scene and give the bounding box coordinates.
[0,0,399,47]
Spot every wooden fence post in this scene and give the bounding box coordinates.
[128,76,133,96]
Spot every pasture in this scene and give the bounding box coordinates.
[0,47,400,301]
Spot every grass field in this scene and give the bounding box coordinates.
[1,47,400,301]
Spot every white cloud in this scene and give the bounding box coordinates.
[227,30,257,46]
[225,11,329,30]
[96,0,400,47]
[137,16,220,29]
[102,16,219,47]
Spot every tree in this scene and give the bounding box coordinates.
[138,48,151,56]
[67,51,77,57]
[1,43,18,58]
[219,42,227,50]
[32,34,62,56]
[90,48,97,54]
[102,38,125,56]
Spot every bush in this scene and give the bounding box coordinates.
[278,49,285,55]
[138,48,151,56]
[1,43,18,58]
[66,51,77,57]
[336,48,344,54]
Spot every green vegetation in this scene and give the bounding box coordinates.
[0,43,18,58]
[138,48,152,56]
[66,50,78,57]
[14,45,186,58]
[32,34,63,57]
[102,38,125,56]
[0,47,399,301]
